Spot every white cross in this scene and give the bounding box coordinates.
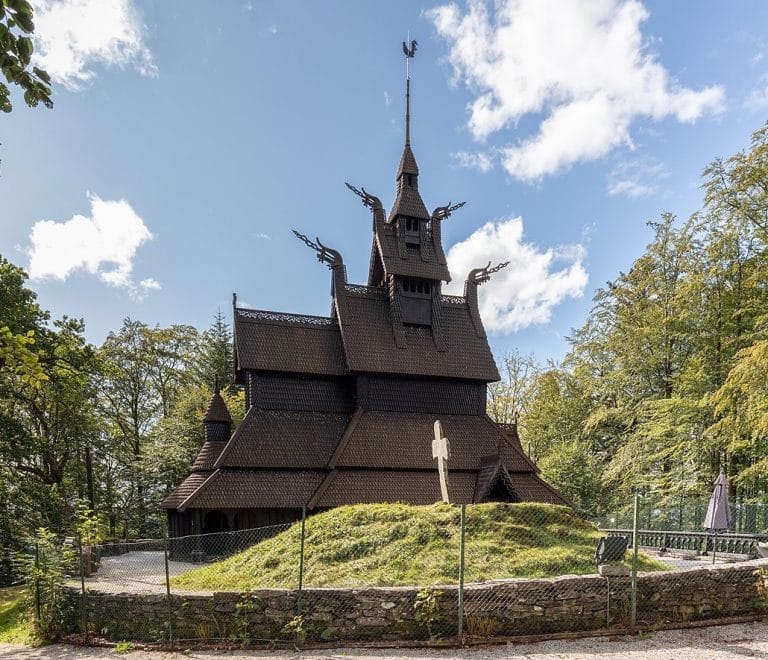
[432,420,451,504]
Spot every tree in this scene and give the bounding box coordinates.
[487,351,539,428]
[710,340,768,496]
[193,309,233,388]
[98,319,198,536]
[0,0,52,113]
[703,122,768,239]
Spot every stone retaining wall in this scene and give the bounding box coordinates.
[65,559,768,644]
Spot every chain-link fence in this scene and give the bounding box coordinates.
[25,500,768,648]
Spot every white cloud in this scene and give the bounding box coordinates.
[30,0,156,91]
[384,90,392,106]
[453,150,494,172]
[428,0,724,181]
[28,194,158,297]
[746,75,768,112]
[445,217,587,333]
[139,277,161,290]
[253,233,271,240]
[606,157,669,198]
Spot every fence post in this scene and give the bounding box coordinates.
[630,493,640,634]
[457,504,466,645]
[34,539,41,627]
[163,530,174,649]
[78,534,87,640]
[297,506,307,617]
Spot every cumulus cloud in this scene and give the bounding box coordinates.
[452,150,494,172]
[445,217,587,332]
[606,157,669,198]
[746,75,768,112]
[28,194,159,298]
[30,0,156,90]
[428,0,724,181]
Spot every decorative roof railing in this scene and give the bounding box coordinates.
[344,284,386,296]
[440,295,466,305]
[236,308,335,327]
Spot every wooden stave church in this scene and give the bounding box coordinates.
[162,64,568,538]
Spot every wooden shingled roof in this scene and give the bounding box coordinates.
[233,293,499,381]
[233,308,348,377]
[336,290,499,380]
[163,408,569,510]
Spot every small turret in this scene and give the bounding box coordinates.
[203,384,232,443]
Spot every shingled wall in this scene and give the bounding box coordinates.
[66,559,768,645]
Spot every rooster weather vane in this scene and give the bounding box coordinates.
[403,38,417,79]
[402,39,417,59]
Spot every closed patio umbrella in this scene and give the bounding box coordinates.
[703,472,732,564]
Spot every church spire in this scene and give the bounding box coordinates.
[396,39,420,181]
[405,76,411,147]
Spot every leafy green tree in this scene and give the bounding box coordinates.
[98,319,198,536]
[193,309,233,388]
[710,340,768,495]
[487,351,539,427]
[0,0,52,113]
[703,121,768,239]
[522,368,602,515]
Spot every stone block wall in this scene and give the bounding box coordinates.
[64,558,768,644]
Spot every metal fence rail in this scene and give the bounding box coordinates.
[23,499,768,648]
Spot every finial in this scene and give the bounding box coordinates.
[402,38,417,146]
[214,375,220,394]
[232,292,237,309]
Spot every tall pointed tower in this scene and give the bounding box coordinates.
[162,45,568,538]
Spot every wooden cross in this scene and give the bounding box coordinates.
[432,420,451,504]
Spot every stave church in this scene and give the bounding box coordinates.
[162,47,568,537]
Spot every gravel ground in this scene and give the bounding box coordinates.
[1,622,767,659]
[74,553,198,595]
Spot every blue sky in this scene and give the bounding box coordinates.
[2,0,768,365]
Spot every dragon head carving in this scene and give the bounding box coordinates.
[431,201,466,222]
[467,261,510,286]
[292,230,344,269]
[345,182,383,212]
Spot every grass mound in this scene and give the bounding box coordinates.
[173,503,666,590]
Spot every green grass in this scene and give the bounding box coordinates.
[0,586,34,645]
[173,503,667,590]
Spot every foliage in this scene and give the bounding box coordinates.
[703,121,768,239]
[413,587,443,639]
[0,586,33,644]
[193,309,234,388]
[487,351,540,428]
[17,529,73,641]
[113,640,133,654]
[710,340,768,493]
[0,0,53,113]
[281,614,306,643]
[172,503,666,591]
[74,503,101,547]
[0,327,46,386]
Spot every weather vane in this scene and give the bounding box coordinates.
[402,34,417,80]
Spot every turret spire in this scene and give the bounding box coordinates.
[402,39,417,148]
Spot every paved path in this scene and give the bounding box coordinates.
[75,553,198,595]
[1,622,767,659]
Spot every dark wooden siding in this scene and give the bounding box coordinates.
[356,375,486,414]
[248,373,355,413]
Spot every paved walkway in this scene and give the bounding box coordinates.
[76,552,198,595]
[1,622,767,658]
